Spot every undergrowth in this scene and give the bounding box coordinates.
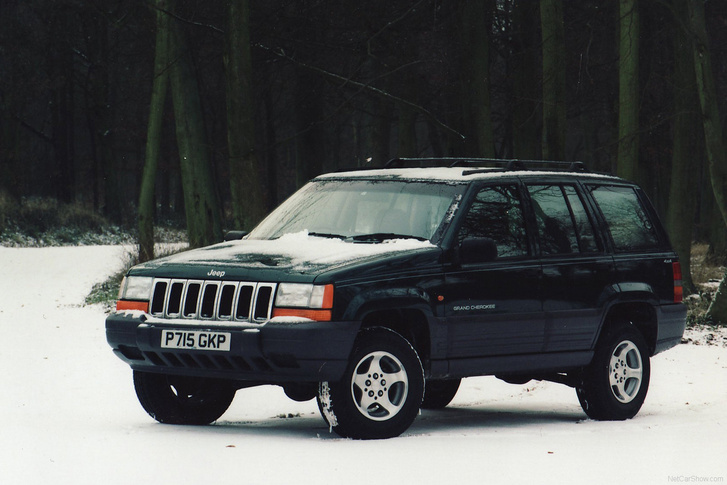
[84,250,137,309]
[85,244,188,309]
[686,243,726,328]
[0,192,135,247]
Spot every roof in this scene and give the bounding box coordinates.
[316,165,622,184]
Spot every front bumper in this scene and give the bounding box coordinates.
[106,312,360,383]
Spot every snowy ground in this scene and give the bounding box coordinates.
[1,246,725,485]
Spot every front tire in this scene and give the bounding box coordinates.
[317,328,424,439]
[576,323,650,420]
[133,371,235,425]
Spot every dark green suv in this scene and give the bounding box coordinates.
[107,159,686,439]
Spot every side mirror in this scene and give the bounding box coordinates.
[460,237,497,264]
[224,231,248,241]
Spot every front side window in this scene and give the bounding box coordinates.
[590,185,660,252]
[458,185,528,258]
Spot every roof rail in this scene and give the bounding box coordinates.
[384,157,587,172]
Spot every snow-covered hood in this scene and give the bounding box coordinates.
[130,231,437,281]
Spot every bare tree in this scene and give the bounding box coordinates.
[226,0,266,230]
[665,0,700,292]
[138,0,171,263]
[540,0,566,160]
[687,0,727,322]
[168,4,223,248]
[616,0,639,182]
[459,0,494,157]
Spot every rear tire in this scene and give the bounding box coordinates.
[422,378,461,409]
[576,323,650,420]
[317,328,424,439]
[133,371,235,425]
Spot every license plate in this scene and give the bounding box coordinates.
[161,330,231,351]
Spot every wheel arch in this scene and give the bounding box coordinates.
[598,301,658,355]
[357,304,433,369]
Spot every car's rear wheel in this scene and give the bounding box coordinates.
[133,371,235,425]
[576,323,650,420]
[422,378,461,409]
[317,328,424,439]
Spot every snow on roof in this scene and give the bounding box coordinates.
[316,166,621,184]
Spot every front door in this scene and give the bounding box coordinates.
[444,183,543,358]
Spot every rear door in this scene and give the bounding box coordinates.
[526,183,615,352]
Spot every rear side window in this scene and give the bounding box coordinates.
[528,184,599,255]
[458,185,528,258]
[590,185,660,252]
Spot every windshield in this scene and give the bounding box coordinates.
[248,179,461,242]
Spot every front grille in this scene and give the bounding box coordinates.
[149,278,276,323]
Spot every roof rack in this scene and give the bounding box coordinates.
[384,157,587,172]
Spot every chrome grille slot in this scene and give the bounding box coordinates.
[150,280,168,314]
[200,282,219,319]
[183,281,202,317]
[167,281,184,316]
[254,284,275,322]
[148,278,276,323]
[217,284,236,319]
[235,284,254,319]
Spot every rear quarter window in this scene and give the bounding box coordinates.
[589,185,660,252]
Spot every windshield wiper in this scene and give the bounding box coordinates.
[347,233,427,242]
[309,232,347,240]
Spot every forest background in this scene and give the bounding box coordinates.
[1,0,727,318]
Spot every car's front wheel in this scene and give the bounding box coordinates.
[576,323,650,420]
[318,328,424,439]
[133,371,235,425]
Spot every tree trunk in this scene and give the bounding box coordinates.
[168,9,223,248]
[665,0,700,293]
[512,0,540,160]
[459,0,494,158]
[138,0,171,263]
[616,0,639,182]
[294,68,325,187]
[397,106,417,158]
[0,98,21,198]
[707,203,727,264]
[689,0,727,229]
[540,0,566,161]
[83,10,122,222]
[262,88,279,209]
[688,0,727,323]
[226,0,265,231]
[48,6,76,203]
[363,90,392,167]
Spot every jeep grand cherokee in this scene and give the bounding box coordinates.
[107,159,686,439]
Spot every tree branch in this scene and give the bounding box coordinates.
[13,115,52,143]
[145,0,224,34]
[256,43,465,140]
